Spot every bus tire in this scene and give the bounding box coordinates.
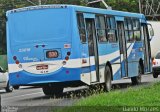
[13,86,20,89]
[131,64,142,85]
[42,86,63,97]
[5,81,13,92]
[153,72,158,78]
[104,66,112,92]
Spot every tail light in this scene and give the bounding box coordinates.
[16,60,20,64]
[13,56,20,65]
[65,56,69,61]
[152,58,156,65]
[65,52,71,61]
[13,56,17,60]
[67,52,71,56]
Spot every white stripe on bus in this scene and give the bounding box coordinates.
[8,43,134,74]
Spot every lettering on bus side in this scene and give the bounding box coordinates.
[40,70,48,74]
[23,57,38,62]
[18,48,31,53]
[111,43,118,48]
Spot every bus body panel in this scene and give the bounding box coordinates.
[9,67,81,85]
[127,42,144,77]
[7,6,81,85]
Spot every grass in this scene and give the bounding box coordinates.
[76,84,160,106]
[55,82,160,112]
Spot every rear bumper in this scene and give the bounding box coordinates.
[9,67,81,86]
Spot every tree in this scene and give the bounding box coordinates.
[106,0,139,12]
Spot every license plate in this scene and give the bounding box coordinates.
[36,65,48,70]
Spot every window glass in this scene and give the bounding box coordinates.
[77,13,86,43]
[141,26,144,41]
[125,31,129,41]
[127,19,132,30]
[79,29,86,42]
[133,19,140,30]
[125,18,141,42]
[95,17,100,28]
[133,19,141,41]
[99,16,106,29]
[108,30,116,42]
[134,31,141,41]
[106,18,110,29]
[128,31,134,41]
[106,17,117,43]
[96,15,107,42]
[77,15,84,28]
[156,52,160,59]
[97,29,107,42]
[124,20,128,30]
[110,17,116,29]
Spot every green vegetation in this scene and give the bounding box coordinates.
[77,83,160,106]
[57,82,160,112]
[0,55,7,70]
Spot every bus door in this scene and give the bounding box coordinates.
[117,21,128,77]
[141,24,151,72]
[84,14,99,83]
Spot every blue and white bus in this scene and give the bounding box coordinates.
[6,5,153,95]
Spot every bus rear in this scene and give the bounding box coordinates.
[6,6,81,90]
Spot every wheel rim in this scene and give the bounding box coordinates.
[9,84,13,91]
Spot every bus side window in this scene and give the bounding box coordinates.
[77,13,86,43]
[106,17,117,43]
[133,19,141,41]
[95,15,107,42]
[124,19,129,41]
[125,18,134,42]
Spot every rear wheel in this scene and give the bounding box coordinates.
[153,72,158,78]
[13,86,20,90]
[104,66,112,92]
[42,85,63,97]
[5,81,13,92]
[131,64,142,85]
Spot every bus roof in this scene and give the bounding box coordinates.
[6,4,145,19]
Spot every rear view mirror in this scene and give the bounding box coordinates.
[149,28,154,37]
[147,23,154,41]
